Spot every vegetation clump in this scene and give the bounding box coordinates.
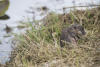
[5,7,100,67]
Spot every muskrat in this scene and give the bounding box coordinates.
[60,24,86,47]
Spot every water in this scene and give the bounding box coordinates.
[0,0,99,64]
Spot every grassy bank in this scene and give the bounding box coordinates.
[4,7,100,67]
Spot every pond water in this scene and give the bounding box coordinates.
[0,0,99,64]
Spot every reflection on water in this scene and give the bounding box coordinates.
[0,0,99,64]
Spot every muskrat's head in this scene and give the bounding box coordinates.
[71,24,86,36]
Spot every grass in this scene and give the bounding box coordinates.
[3,7,100,67]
